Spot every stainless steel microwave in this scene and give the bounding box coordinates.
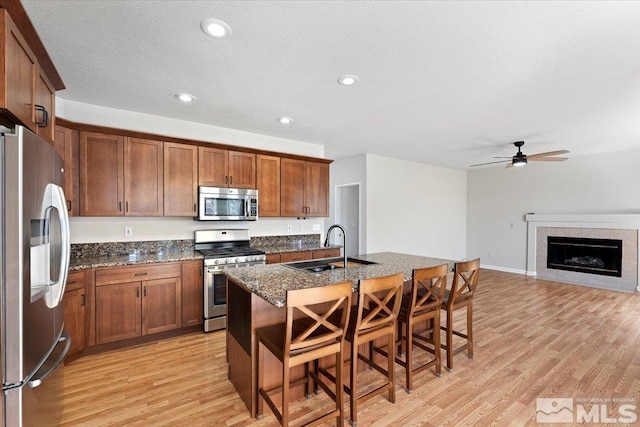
[198,187,258,221]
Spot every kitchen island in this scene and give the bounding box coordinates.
[223,252,456,416]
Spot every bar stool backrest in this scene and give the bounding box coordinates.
[355,273,404,335]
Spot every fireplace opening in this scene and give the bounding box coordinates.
[547,236,622,277]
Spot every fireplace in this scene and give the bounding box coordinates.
[547,236,623,277]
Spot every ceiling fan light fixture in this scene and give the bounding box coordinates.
[512,157,527,167]
[201,18,232,39]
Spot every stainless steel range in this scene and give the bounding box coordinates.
[195,229,266,332]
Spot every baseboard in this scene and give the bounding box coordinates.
[480,264,529,275]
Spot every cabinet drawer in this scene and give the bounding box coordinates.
[95,263,181,286]
[279,251,313,263]
[66,270,86,292]
[312,248,340,259]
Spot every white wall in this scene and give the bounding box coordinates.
[329,155,367,252]
[59,99,327,243]
[365,154,467,260]
[467,149,640,272]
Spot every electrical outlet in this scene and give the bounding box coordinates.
[287,225,292,232]
[312,224,320,231]
[125,227,133,237]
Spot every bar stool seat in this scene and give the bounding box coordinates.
[395,264,448,393]
[255,281,352,427]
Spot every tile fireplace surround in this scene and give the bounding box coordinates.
[525,214,640,292]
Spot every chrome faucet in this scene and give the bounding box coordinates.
[324,224,347,268]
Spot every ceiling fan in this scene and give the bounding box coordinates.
[470,141,569,168]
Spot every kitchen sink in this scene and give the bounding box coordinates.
[284,257,378,273]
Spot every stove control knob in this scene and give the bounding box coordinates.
[246,256,254,262]
[214,259,220,265]
[233,258,239,263]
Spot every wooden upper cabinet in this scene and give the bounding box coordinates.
[34,65,55,144]
[280,158,306,217]
[304,161,329,217]
[198,146,228,187]
[256,155,280,217]
[124,137,164,216]
[0,10,57,138]
[54,125,79,216]
[79,131,125,216]
[281,159,329,217]
[199,146,256,189]
[1,10,36,130]
[228,151,256,189]
[164,142,198,216]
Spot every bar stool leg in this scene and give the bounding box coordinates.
[467,304,474,359]
[350,340,358,426]
[446,310,454,371]
[405,319,413,393]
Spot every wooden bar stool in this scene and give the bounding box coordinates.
[440,258,480,371]
[255,281,352,427]
[395,264,448,393]
[320,273,403,426]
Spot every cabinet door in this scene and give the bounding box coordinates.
[79,132,125,216]
[63,288,86,357]
[305,162,329,217]
[54,125,78,216]
[164,142,198,216]
[280,158,306,217]
[182,261,203,327]
[198,146,228,187]
[142,277,182,335]
[33,65,55,144]
[1,11,36,130]
[96,282,141,345]
[256,155,280,216]
[228,151,256,189]
[124,138,163,216]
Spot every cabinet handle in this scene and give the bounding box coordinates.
[34,104,49,128]
[126,201,129,212]
[194,203,197,212]
[143,286,147,297]
[67,280,76,285]
[119,201,122,212]
[136,288,140,298]
[225,175,228,184]
[134,272,148,276]
[66,200,72,212]
[81,294,86,306]
[229,176,232,185]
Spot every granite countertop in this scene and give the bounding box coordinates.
[223,252,457,307]
[254,243,342,254]
[69,250,204,271]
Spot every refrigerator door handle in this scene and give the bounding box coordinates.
[45,183,71,308]
[27,332,71,388]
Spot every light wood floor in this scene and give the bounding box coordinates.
[59,270,640,426]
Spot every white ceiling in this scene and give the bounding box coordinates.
[21,1,640,170]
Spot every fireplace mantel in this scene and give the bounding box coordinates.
[525,214,640,292]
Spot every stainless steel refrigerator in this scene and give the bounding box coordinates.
[1,125,71,426]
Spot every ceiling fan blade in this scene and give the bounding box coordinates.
[470,159,511,167]
[527,150,570,159]
[505,163,513,169]
[491,156,513,159]
[528,157,568,162]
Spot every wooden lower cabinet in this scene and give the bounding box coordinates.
[94,263,183,345]
[182,260,203,327]
[63,270,87,358]
[268,248,341,264]
[96,281,142,345]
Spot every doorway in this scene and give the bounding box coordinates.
[335,183,360,256]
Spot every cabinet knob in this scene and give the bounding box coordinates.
[81,294,86,306]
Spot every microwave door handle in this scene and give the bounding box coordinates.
[46,184,71,308]
[245,198,249,218]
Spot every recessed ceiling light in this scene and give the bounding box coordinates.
[175,93,196,103]
[277,117,293,125]
[200,18,231,39]
[338,74,359,86]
